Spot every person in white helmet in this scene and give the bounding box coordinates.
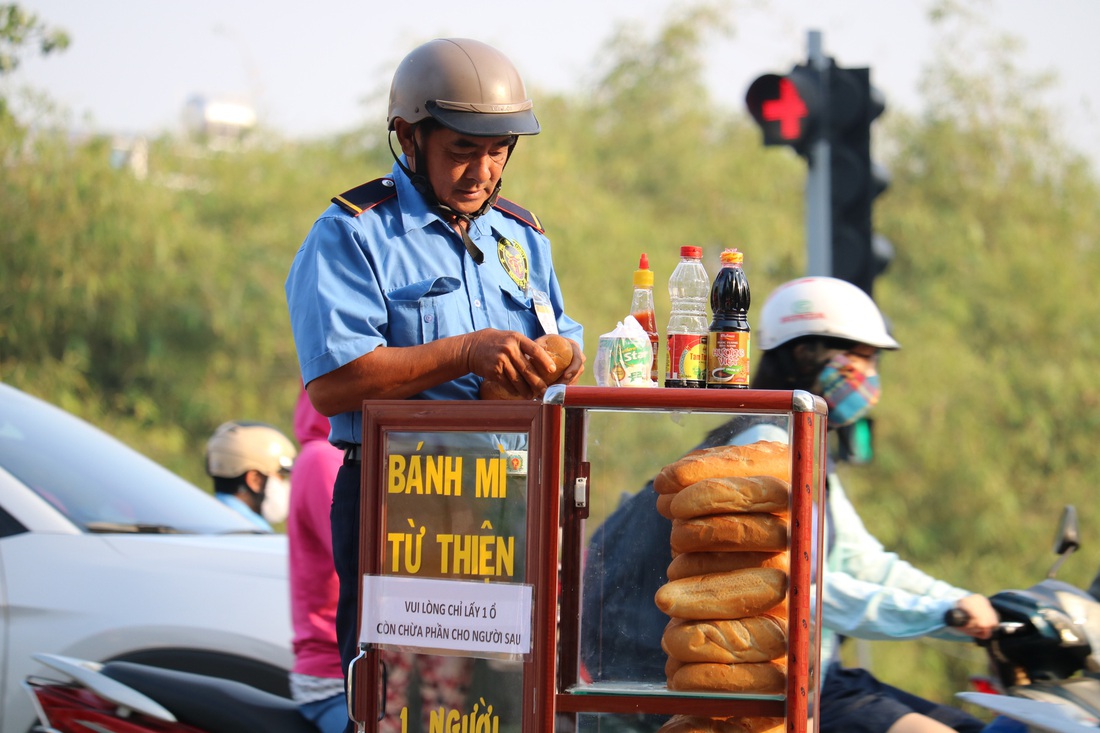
[582,276,1000,733]
[284,38,585,732]
[205,420,296,533]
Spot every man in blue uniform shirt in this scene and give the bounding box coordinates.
[284,37,584,729]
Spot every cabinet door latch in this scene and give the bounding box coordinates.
[574,477,588,509]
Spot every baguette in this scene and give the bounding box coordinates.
[656,492,676,519]
[660,716,784,733]
[670,513,788,554]
[666,551,788,581]
[668,476,790,519]
[662,615,787,664]
[479,380,523,401]
[654,441,790,495]
[668,661,787,695]
[666,655,683,680]
[656,715,785,733]
[654,567,788,620]
[767,597,789,621]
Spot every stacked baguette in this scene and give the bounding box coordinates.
[653,441,792,698]
[656,715,785,733]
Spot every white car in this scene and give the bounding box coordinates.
[0,382,294,733]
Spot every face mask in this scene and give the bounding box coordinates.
[819,353,881,429]
[260,475,290,525]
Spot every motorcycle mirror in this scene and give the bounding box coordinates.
[1047,505,1080,579]
[1054,506,1080,555]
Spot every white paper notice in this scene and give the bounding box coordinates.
[360,575,533,659]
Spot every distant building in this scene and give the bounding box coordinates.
[109,136,149,179]
[182,95,256,146]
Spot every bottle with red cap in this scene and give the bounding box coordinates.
[664,245,709,388]
[630,253,659,385]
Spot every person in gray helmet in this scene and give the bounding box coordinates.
[285,37,585,732]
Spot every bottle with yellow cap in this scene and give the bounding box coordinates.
[706,248,751,388]
[630,253,659,385]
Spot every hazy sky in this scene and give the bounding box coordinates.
[7,0,1099,165]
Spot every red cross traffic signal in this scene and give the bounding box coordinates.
[745,65,823,156]
[762,77,807,139]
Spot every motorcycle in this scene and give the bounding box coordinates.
[22,652,320,733]
[948,506,1100,733]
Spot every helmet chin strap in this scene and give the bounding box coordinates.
[388,129,511,265]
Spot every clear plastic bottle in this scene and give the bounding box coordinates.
[630,253,659,385]
[664,245,709,388]
[706,248,751,389]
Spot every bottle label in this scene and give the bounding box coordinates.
[666,334,707,384]
[706,331,751,387]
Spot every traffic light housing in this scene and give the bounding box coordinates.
[828,65,890,295]
[746,59,892,295]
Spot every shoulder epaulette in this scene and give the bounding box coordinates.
[493,197,544,234]
[331,178,397,217]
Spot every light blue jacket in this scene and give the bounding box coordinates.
[215,493,273,533]
[734,424,970,668]
[818,474,970,666]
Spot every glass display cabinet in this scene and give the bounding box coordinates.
[348,386,826,733]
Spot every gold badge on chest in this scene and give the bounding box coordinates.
[497,236,529,291]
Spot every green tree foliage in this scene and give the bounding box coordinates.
[0,4,68,73]
[3,0,1099,711]
[0,124,359,478]
[836,0,1100,705]
[0,3,68,118]
[508,3,805,376]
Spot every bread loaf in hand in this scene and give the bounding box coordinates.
[479,334,573,400]
[670,513,788,554]
[667,660,787,695]
[666,551,788,581]
[533,334,573,380]
[654,441,791,494]
[654,567,787,620]
[662,615,787,664]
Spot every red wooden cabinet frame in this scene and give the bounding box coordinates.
[350,387,825,732]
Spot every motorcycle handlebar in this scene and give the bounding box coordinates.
[945,606,1025,642]
[944,607,970,628]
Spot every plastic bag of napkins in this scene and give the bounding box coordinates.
[594,315,655,387]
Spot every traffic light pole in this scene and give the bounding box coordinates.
[805,30,831,278]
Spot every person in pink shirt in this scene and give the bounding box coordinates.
[290,389,471,733]
[289,389,347,733]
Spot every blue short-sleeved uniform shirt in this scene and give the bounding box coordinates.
[285,161,584,447]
